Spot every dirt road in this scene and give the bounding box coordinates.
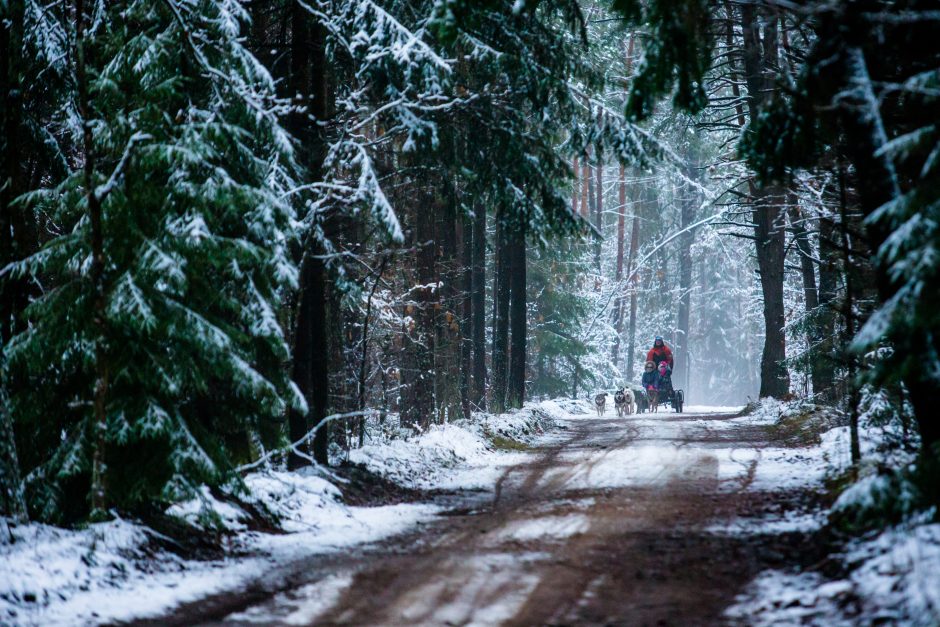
[168,409,829,626]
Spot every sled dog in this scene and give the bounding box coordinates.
[614,387,635,417]
[594,393,608,417]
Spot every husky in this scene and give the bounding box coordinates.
[614,387,635,417]
[594,393,608,417]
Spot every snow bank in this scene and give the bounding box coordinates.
[348,399,565,490]
[0,518,268,626]
[0,470,438,626]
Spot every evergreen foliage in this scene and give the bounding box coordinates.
[4,0,303,522]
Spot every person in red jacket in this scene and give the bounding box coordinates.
[646,335,674,369]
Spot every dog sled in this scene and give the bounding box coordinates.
[645,383,683,413]
[637,382,684,413]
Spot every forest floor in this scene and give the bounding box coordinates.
[144,405,853,626]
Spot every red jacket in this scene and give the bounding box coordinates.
[646,344,673,368]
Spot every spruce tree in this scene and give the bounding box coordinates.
[4,0,303,522]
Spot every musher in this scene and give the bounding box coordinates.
[646,335,674,369]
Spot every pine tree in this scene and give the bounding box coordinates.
[5,0,303,521]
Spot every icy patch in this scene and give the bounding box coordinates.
[536,497,596,513]
[496,514,590,542]
[225,573,354,625]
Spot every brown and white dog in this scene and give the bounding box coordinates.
[594,393,608,417]
[614,387,635,417]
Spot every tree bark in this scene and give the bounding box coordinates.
[612,165,627,364]
[0,385,26,523]
[491,212,511,413]
[402,194,437,429]
[75,0,111,519]
[787,199,822,396]
[625,188,642,379]
[741,4,790,398]
[436,184,461,423]
[471,203,487,410]
[676,174,696,393]
[594,148,603,268]
[815,215,839,400]
[460,210,473,420]
[287,4,330,464]
[838,166,861,464]
[579,159,589,218]
[0,3,28,347]
[507,223,527,409]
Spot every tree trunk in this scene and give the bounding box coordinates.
[0,386,26,523]
[612,165,627,364]
[815,215,839,400]
[571,157,579,216]
[594,150,603,268]
[507,223,527,409]
[753,187,790,398]
[75,0,111,519]
[491,212,511,413]
[436,184,461,423]
[787,199,822,396]
[741,5,790,399]
[402,193,437,429]
[625,189,642,379]
[459,210,473,420]
[288,4,330,464]
[471,203,487,410]
[0,2,28,347]
[838,166,861,464]
[676,175,696,394]
[579,159,589,218]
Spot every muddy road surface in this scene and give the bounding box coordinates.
[156,408,828,626]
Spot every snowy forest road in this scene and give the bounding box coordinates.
[169,409,827,626]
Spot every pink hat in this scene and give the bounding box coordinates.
[658,362,667,371]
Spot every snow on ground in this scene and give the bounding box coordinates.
[347,399,574,490]
[0,471,438,626]
[705,509,827,536]
[681,404,744,414]
[494,514,590,543]
[727,522,940,626]
[722,398,940,626]
[1,401,567,626]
